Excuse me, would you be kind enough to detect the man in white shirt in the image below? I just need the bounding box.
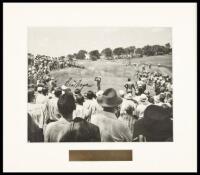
[45,87,62,124]
[83,90,99,122]
[35,87,48,104]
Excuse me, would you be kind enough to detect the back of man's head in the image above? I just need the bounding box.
[57,92,76,117]
[87,90,94,100]
[42,87,48,96]
[54,87,62,98]
[76,94,85,105]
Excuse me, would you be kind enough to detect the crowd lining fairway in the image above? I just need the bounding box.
[50,55,172,94]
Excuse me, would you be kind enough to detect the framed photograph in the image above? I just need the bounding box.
[3,2,197,172]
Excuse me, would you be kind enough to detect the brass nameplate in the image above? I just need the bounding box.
[69,150,132,161]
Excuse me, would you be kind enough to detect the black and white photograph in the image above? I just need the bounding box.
[28,27,173,142]
[4,2,197,172]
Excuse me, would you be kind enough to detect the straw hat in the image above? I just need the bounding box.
[140,94,148,102]
[37,87,43,92]
[118,90,125,98]
[124,93,133,100]
[96,90,104,97]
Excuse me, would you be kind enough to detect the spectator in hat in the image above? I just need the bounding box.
[44,92,101,142]
[133,105,173,142]
[135,94,151,119]
[91,88,132,142]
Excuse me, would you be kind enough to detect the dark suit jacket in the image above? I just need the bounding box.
[44,117,101,142]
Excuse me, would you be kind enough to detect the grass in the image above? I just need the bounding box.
[50,55,172,94]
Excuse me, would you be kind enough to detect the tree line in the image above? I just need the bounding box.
[68,43,172,61]
[28,43,172,62]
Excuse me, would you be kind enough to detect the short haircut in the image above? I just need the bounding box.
[54,88,62,98]
[86,90,94,99]
[42,87,48,95]
[74,88,81,95]
[159,93,166,102]
[57,92,76,116]
[76,94,85,105]
[148,96,154,104]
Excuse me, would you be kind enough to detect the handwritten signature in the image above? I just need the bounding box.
[65,78,93,89]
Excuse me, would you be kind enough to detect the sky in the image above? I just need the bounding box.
[28,27,172,57]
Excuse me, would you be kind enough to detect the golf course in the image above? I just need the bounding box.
[50,55,172,94]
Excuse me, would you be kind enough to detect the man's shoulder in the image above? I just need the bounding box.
[113,118,127,128]
[91,111,109,123]
[92,111,106,118]
[28,103,44,112]
[48,97,58,105]
[46,120,69,132]
[87,121,100,131]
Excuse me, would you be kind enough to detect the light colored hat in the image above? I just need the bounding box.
[140,94,148,102]
[37,87,43,92]
[144,90,150,95]
[118,90,125,97]
[96,90,104,97]
[124,93,133,100]
[61,85,67,90]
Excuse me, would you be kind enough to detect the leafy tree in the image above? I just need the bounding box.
[142,45,155,56]
[165,43,171,49]
[124,46,136,56]
[76,50,87,60]
[165,43,172,54]
[135,48,143,56]
[89,50,100,61]
[113,47,125,59]
[67,54,74,61]
[101,48,112,58]
[28,53,34,65]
